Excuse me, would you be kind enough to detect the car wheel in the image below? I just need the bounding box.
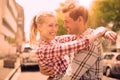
[21,65,25,72]
[106,68,111,77]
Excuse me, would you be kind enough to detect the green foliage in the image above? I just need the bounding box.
[5,36,17,44]
[112,12,120,31]
[88,0,120,31]
[56,8,67,36]
[57,18,67,36]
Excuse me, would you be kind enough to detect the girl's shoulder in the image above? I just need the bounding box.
[55,34,76,40]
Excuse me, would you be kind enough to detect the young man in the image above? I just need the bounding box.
[39,3,117,80]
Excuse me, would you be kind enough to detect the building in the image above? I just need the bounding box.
[16,3,25,52]
[0,0,24,57]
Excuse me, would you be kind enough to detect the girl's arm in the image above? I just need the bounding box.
[37,37,89,59]
[103,31,117,42]
[36,27,107,59]
[55,35,77,43]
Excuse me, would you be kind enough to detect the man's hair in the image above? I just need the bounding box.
[62,3,88,23]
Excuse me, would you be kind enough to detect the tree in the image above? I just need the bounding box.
[88,0,120,31]
[56,8,67,36]
[112,12,120,32]
[55,1,70,36]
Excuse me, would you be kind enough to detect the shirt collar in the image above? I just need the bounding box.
[81,28,93,35]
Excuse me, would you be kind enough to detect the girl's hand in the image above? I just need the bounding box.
[39,65,55,76]
[94,27,107,37]
[104,31,117,42]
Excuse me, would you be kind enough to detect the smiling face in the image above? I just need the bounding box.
[38,16,58,41]
[63,12,79,34]
[63,12,86,36]
[62,5,88,36]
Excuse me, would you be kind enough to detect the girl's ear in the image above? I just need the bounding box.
[37,24,42,31]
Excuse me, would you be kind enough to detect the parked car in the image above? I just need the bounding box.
[103,51,120,77]
[20,47,38,71]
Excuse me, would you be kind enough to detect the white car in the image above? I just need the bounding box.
[20,47,38,71]
[103,50,120,77]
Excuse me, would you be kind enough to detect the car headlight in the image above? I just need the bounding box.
[23,57,29,62]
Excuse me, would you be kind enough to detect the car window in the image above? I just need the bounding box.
[116,55,120,61]
[104,54,114,60]
[111,49,117,52]
[23,47,32,53]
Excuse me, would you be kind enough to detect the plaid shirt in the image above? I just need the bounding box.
[36,35,89,76]
[61,29,103,80]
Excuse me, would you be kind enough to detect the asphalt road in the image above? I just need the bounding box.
[11,67,120,80]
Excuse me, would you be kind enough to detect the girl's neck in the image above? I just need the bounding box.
[39,37,51,43]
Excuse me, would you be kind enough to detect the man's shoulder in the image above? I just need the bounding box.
[92,38,101,45]
[82,28,94,35]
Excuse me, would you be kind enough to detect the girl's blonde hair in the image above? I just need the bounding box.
[30,11,55,44]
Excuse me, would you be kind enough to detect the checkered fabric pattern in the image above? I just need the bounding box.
[61,29,103,80]
[36,35,89,76]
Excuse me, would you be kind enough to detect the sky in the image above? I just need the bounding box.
[16,0,93,41]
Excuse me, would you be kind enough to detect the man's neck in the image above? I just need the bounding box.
[76,26,87,37]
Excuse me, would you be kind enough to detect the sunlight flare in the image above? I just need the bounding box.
[79,0,93,9]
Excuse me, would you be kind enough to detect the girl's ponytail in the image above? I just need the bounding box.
[30,16,38,44]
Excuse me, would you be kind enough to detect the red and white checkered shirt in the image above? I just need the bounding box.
[35,35,89,76]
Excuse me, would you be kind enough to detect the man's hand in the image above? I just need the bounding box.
[104,31,117,42]
[39,65,55,76]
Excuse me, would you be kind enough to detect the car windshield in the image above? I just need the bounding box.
[111,48,120,52]
[104,54,114,60]
[116,55,120,61]
[23,47,32,53]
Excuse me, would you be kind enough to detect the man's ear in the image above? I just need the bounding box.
[78,16,83,23]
